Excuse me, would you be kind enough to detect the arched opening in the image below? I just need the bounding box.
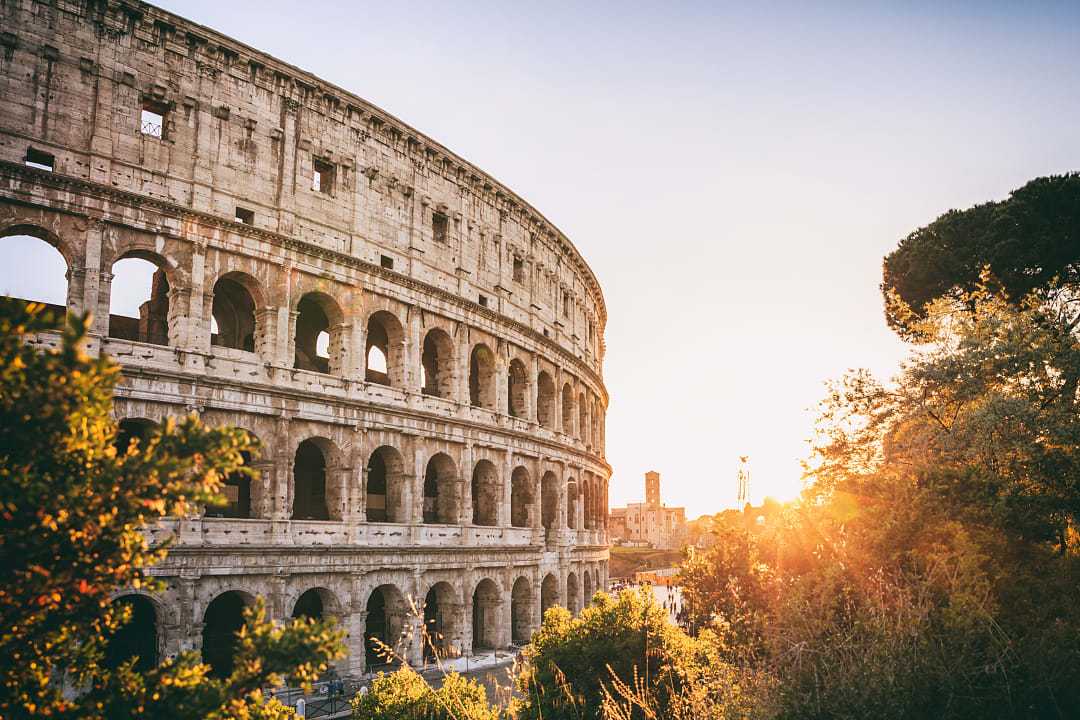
[511,577,533,646]
[541,573,559,615]
[423,582,462,662]
[541,471,559,532]
[292,587,335,621]
[421,328,455,398]
[578,392,589,444]
[109,253,171,346]
[507,359,528,418]
[423,453,459,524]
[205,449,252,519]
[365,585,405,669]
[211,273,258,352]
[202,591,252,678]
[365,311,404,386]
[583,571,594,606]
[567,572,580,615]
[104,595,157,672]
[510,466,532,528]
[115,418,157,455]
[566,479,578,530]
[471,578,500,652]
[294,293,340,375]
[561,383,574,434]
[0,232,68,314]
[536,371,555,428]
[471,459,499,527]
[292,439,329,521]
[468,343,497,409]
[367,445,405,523]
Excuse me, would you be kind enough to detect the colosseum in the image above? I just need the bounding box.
[0,0,610,678]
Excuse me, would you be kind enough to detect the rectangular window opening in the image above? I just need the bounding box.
[235,207,254,225]
[513,257,525,283]
[25,147,54,171]
[140,100,168,139]
[563,291,572,317]
[380,255,394,270]
[432,212,448,243]
[478,294,488,308]
[313,158,335,194]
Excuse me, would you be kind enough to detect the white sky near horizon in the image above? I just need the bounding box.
[4,0,1079,517]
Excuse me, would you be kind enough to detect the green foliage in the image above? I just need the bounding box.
[0,300,345,718]
[513,589,758,720]
[351,668,499,720]
[881,172,1080,338]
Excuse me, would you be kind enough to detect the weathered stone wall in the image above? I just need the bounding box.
[0,0,609,676]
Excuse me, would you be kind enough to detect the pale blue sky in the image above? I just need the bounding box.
[6,1,1080,514]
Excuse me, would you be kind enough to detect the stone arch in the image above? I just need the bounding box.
[471,459,500,526]
[114,417,158,454]
[541,573,559,615]
[471,578,501,652]
[292,437,336,521]
[421,327,456,398]
[567,571,580,615]
[0,221,78,276]
[468,343,497,409]
[561,382,575,435]
[293,291,343,375]
[210,271,262,353]
[109,250,173,346]
[541,471,559,531]
[104,593,159,672]
[0,228,70,312]
[205,434,256,519]
[365,309,405,387]
[367,445,406,522]
[511,576,534,646]
[423,581,464,661]
[507,358,528,418]
[536,370,556,428]
[365,584,407,669]
[510,466,533,528]
[423,452,459,524]
[202,590,256,678]
[291,586,342,621]
[566,477,578,530]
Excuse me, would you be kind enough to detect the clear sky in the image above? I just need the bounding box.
[6,1,1080,515]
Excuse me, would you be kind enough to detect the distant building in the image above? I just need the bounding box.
[609,471,687,549]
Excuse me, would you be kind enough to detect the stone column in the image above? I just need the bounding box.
[269,575,289,621]
[284,309,300,370]
[462,589,474,655]
[93,271,113,340]
[460,444,474,526]
[526,352,538,422]
[406,308,422,393]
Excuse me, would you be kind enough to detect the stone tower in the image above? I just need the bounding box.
[645,470,661,509]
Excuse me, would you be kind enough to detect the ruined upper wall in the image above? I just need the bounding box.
[0,0,606,369]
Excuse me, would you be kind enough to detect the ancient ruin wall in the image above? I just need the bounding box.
[0,0,610,675]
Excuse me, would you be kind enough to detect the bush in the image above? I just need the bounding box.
[352,668,499,720]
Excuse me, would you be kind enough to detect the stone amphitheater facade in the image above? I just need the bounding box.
[0,0,610,677]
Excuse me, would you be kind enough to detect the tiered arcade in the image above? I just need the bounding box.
[0,0,609,676]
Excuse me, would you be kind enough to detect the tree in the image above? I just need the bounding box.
[351,668,499,720]
[513,589,759,720]
[0,300,345,719]
[882,172,1080,338]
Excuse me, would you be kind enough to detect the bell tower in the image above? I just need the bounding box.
[645,470,661,509]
